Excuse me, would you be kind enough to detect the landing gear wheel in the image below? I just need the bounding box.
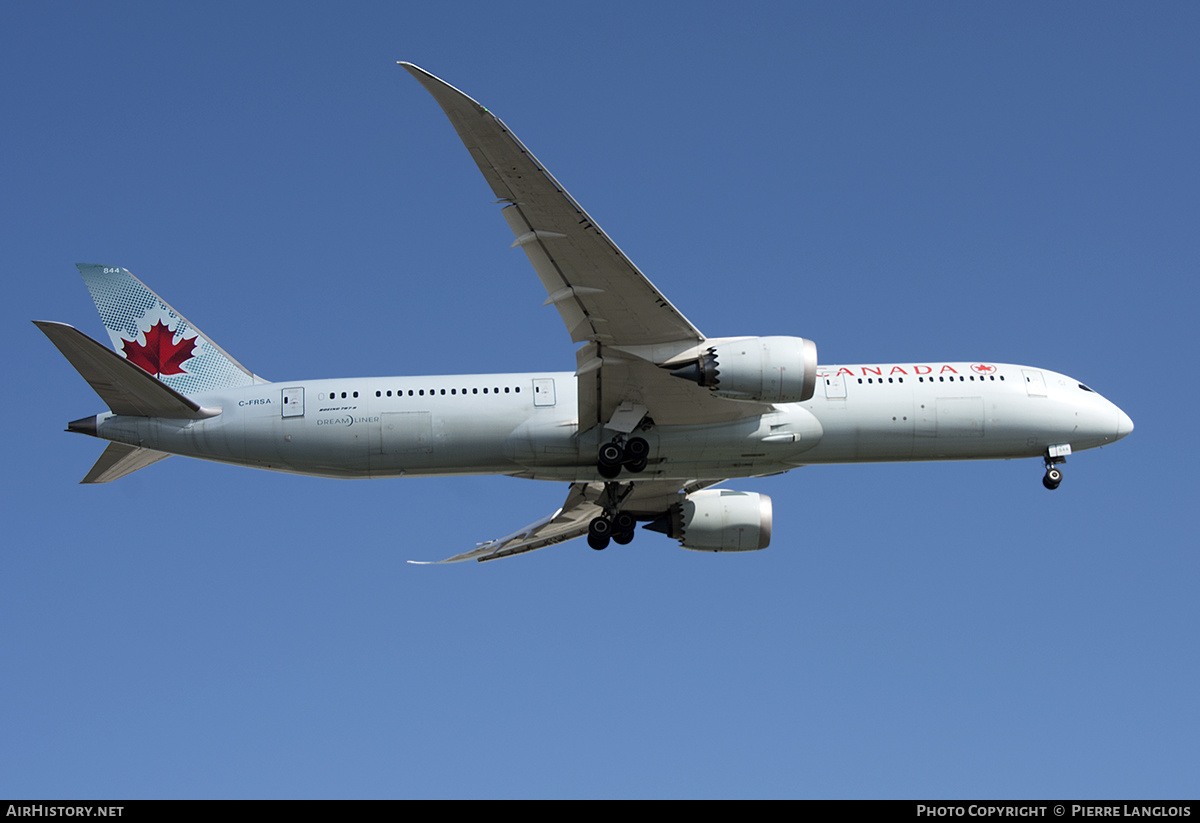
[1043,467,1062,490]
[598,442,624,467]
[610,513,636,544]
[623,437,649,461]
[598,462,622,479]
[598,441,625,478]
[624,457,648,474]
[588,516,613,550]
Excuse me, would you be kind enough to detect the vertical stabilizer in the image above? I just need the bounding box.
[77,264,267,396]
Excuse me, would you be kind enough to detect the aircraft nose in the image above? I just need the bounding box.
[1116,407,1134,441]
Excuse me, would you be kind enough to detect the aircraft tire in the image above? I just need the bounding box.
[612,512,636,532]
[598,442,624,467]
[589,516,612,539]
[598,462,622,479]
[624,437,649,461]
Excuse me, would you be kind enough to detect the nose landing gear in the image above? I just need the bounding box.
[1042,444,1070,490]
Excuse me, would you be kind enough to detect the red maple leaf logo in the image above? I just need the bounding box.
[121,321,197,376]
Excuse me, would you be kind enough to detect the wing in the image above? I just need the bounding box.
[400,63,703,348]
[401,64,771,430]
[409,480,714,564]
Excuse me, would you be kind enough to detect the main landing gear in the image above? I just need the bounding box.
[587,483,639,551]
[597,435,650,479]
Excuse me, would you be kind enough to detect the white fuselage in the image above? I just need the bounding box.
[87,361,1132,483]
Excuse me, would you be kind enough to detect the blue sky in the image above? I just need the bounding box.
[3,2,1197,799]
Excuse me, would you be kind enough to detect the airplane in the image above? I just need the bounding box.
[35,63,1134,563]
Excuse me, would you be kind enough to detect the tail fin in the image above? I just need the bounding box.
[77,264,267,396]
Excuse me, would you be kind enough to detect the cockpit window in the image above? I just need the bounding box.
[1078,383,1094,392]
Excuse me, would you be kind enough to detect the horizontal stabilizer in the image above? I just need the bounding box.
[81,442,171,484]
[34,321,217,419]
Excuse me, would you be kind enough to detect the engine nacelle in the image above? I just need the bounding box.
[648,489,773,552]
[668,336,818,403]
